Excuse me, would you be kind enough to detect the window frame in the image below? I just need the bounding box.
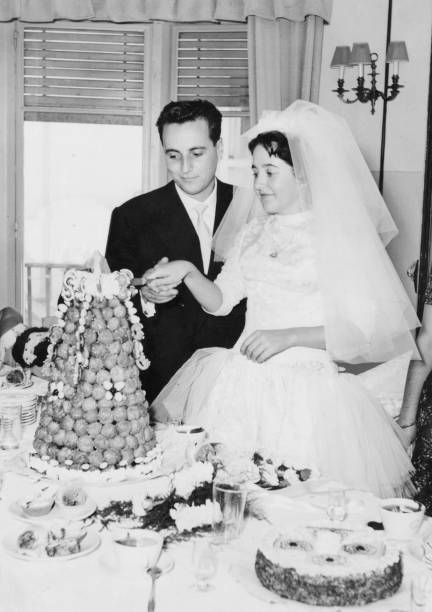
[13,20,251,316]
[170,22,249,118]
[15,20,155,315]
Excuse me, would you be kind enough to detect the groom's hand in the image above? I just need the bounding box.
[140,285,178,303]
[140,258,178,304]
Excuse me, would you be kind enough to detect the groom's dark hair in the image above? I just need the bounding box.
[156,99,222,145]
[248,131,293,167]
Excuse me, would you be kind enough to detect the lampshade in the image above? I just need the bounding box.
[330,46,351,68]
[386,41,409,62]
[350,43,371,65]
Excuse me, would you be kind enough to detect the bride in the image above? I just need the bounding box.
[148,101,419,498]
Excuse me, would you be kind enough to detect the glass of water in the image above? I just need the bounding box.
[0,404,22,450]
[411,572,432,611]
[212,481,247,544]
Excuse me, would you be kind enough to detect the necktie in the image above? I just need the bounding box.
[195,204,211,273]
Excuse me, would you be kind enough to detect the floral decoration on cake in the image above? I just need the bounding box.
[253,453,313,489]
[93,455,217,542]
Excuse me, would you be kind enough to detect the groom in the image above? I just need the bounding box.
[105,100,246,403]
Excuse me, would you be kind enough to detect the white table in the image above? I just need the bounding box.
[0,470,427,612]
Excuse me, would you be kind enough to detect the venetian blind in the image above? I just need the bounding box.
[176,29,249,112]
[23,27,145,125]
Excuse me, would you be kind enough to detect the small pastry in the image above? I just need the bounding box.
[19,486,57,517]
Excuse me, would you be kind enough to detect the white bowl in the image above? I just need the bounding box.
[55,485,88,517]
[18,486,57,518]
[19,497,54,518]
[380,497,425,539]
[110,528,163,570]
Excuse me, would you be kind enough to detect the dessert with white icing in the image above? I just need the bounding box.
[255,527,402,606]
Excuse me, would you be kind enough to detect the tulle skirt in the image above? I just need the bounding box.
[152,346,413,498]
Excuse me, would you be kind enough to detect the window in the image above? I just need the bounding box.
[17,22,250,324]
[175,28,248,110]
[21,25,148,324]
[173,25,250,184]
[23,26,145,125]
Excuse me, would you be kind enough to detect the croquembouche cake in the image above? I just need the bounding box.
[31,264,159,482]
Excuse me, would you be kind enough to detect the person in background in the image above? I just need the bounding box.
[105,100,245,403]
[399,278,432,513]
[0,305,50,381]
[0,307,26,369]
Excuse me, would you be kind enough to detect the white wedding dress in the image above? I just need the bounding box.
[153,211,413,497]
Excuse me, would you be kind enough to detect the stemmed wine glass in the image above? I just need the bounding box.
[326,490,348,523]
[191,538,218,591]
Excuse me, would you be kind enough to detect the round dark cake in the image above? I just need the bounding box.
[255,529,402,606]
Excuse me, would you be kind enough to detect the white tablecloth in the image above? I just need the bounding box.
[0,469,428,612]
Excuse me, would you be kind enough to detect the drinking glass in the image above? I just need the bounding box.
[212,481,247,544]
[326,490,347,522]
[411,573,432,611]
[191,539,218,591]
[0,404,22,450]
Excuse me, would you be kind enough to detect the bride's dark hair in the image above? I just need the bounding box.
[248,130,293,167]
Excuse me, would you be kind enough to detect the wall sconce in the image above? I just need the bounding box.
[330,41,409,114]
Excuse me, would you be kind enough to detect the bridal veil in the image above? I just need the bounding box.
[213,100,419,363]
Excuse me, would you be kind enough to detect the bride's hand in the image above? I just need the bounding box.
[240,330,294,363]
[145,260,195,291]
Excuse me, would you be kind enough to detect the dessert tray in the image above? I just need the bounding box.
[28,446,164,487]
[9,496,97,524]
[3,524,101,562]
[9,482,97,524]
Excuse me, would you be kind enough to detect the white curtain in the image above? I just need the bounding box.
[248,14,325,123]
[0,0,332,23]
[0,22,18,309]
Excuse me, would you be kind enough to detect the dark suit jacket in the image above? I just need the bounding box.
[105,179,246,402]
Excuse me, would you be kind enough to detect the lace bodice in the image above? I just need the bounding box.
[213,212,325,340]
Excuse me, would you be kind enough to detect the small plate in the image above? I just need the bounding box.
[3,528,101,562]
[2,380,34,390]
[9,497,97,523]
[99,550,174,577]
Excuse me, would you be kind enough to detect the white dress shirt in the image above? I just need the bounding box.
[175,182,217,273]
[140,181,217,312]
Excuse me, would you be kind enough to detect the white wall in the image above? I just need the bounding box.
[319,0,431,304]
